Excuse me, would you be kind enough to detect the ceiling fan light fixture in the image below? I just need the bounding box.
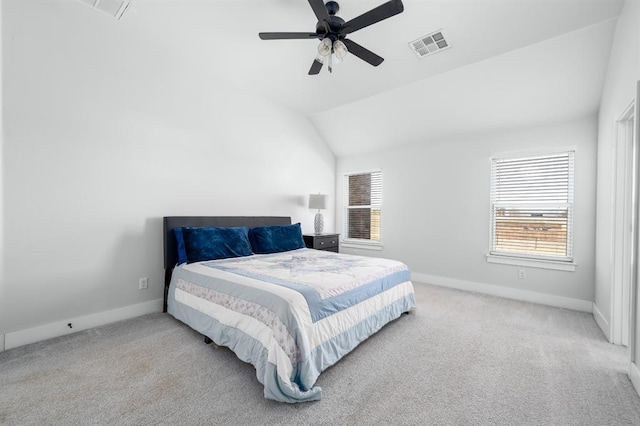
[318,38,333,57]
[333,40,348,60]
[316,39,348,70]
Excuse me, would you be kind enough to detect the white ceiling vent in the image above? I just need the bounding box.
[409,30,450,59]
[78,0,131,20]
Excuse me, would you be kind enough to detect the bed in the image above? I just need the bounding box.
[163,216,416,403]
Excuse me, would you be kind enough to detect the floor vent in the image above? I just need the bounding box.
[409,30,450,59]
[78,0,131,20]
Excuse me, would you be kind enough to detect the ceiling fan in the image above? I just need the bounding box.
[258,0,405,75]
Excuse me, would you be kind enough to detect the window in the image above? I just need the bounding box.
[343,170,382,246]
[489,150,574,263]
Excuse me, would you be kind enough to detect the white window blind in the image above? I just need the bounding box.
[490,151,574,261]
[344,171,382,242]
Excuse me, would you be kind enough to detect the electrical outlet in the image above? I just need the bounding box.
[139,277,148,290]
[518,269,526,279]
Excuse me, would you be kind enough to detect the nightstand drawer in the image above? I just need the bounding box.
[312,235,338,249]
[303,234,340,253]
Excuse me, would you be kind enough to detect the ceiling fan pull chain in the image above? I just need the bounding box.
[328,48,333,73]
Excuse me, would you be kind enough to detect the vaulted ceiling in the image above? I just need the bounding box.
[100,0,625,155]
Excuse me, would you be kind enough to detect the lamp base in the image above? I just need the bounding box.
[314,212,324,234]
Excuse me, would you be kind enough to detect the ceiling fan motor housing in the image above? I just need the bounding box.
[316,2,345,40]
[326,1,340,15]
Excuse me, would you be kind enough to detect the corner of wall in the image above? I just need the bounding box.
[0,334,5,352]
[592,302,611,342]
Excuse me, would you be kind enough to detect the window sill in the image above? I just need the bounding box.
[341,240,383,251]
[486,254,576,271]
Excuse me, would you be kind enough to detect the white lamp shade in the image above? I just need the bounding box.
[309,194,327,210]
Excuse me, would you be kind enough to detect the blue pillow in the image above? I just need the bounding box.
[174,228,187,265]
[176,226,252,264]
[249,223,305,254]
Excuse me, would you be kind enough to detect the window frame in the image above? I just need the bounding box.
[342,169,383,250]
[487,148,577,271]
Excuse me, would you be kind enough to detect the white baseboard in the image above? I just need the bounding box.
[3,299,163,352]
[411,272,593,313]
[631,362,640,398]
[592,302,611,342]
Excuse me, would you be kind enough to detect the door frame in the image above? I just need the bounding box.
[611,100,636,346]
[630,81,640,395]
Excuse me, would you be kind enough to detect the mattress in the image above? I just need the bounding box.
[167,247,416,403]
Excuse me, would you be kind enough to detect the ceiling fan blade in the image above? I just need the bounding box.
[308,0,330,22]
[259,32,319,40]
[309,59,324,75]
[343,39,384,66]
[340,0,404,35]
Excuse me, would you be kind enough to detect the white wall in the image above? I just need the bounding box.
[0,0,335,336]
[337,117,597,304]
[594,0,640,330]
[0,0,4,351]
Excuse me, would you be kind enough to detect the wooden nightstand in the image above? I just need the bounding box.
[303,233,339,253]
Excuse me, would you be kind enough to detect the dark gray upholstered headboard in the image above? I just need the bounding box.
[162,216,292,311]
